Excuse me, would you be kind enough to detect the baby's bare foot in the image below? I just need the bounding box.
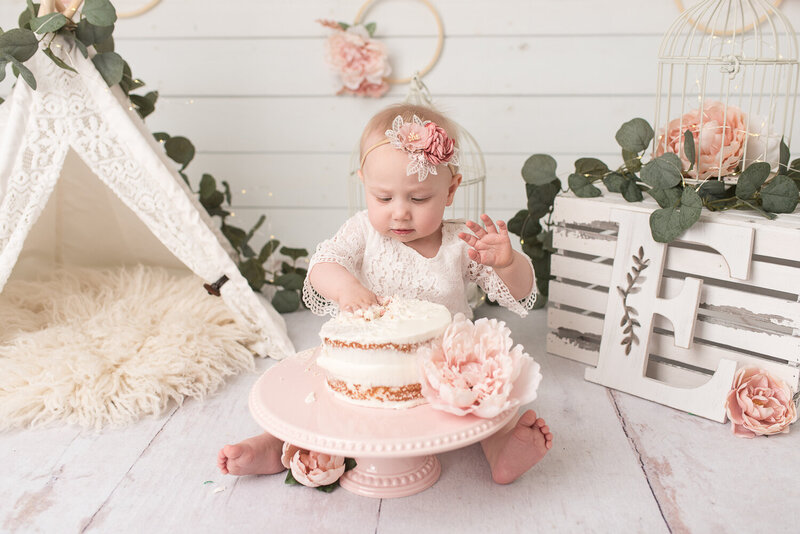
[487,410,553,485]
[217,433,285,476]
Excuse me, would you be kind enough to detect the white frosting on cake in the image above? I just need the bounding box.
[316,298,451,408]
[319,298,452,346]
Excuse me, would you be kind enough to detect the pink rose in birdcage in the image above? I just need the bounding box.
[281,442,346,487]
[655,100,747,180]
[725,367,798,438]
[419,314,542,419]
[320,20,391,98]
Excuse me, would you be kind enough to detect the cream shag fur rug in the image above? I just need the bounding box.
[0,266,257,430]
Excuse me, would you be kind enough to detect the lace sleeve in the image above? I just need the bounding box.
[301,213,367,316]
[468,254,537,317]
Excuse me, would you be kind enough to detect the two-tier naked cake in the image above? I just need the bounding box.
[316,297,451,408]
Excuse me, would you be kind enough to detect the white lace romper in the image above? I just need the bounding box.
[301,211,537,318]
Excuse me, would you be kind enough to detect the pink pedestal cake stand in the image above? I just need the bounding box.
[249,348,516,498]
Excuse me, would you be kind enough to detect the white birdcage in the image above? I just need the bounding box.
[654,0,799,183]
[347,74,486,221]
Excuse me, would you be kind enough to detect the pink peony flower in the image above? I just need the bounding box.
[422,122,456,166]
[419,313,542,418]
[396,122,432,151]
[654,100,747,180]
[323,24,391,98]
[281,442,346,487]
[725,367,798,438]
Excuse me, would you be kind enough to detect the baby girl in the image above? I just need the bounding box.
[218,103,553,484]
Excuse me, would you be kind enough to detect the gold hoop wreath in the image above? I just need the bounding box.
[117,0,162,19]
[354,0,445,85]
[673,0,784,36]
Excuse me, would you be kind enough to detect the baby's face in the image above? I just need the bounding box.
[360,135,460,249]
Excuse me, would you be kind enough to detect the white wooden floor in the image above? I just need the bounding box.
[2,305,799,534]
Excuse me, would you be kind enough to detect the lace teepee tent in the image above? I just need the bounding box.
[0,36,295,360]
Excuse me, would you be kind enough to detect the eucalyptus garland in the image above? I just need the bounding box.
[508,116,800,305]
[0,0,308,313]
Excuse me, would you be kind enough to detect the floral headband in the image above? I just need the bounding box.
[360,115,460,181]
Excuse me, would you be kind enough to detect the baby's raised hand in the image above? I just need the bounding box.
[459,214,514,269]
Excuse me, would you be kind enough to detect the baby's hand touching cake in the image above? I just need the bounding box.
[338,283,380,313]
[459,214,514,269]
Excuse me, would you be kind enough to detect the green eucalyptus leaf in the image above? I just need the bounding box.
[525,179,560,219]
[679,186,702,229]
[163,136,195,170]
[272,289,301,313]
[345,458,357,471]
[247,215,266,241]
[316,482,339,493]
[760,175,799,213]
[129,91,157,118]
[280,246,308,261]
[647,186,682,208]
[0,61,6,83]
[74,38,88,58]
[620,178,644,202]
[206,207,230,218]
[0,28,38,62]
[574,157,608,178]
[622,149,642,172]
[92,51,124,86]
[94,35,114,53]
[76,19,114,46]
[683,130,696,171]
[506,209,528,236]
[337,22,350,30]
[7,55,36,89]
[779,138,790,174]
[649,206,682,243]
[258,239,280,263]
[222,181,231,204]
[788,158,800,179]
[222,223,247,249]
[239,258,266,290]
[275,272,305,291]
[82,0,118,26]
[364,22,376,36]
[30,12,68,34]
[521,154,558,185]
[43,46,77,73]
[603,172,624,193]
[199,173,217,200]
[568,173,602,198]
[19,2,39,30]
[153,131,170,143]
[735,161,771,200]
[200,191,224,211]
[615,118,654,153]
[640,153,682,189]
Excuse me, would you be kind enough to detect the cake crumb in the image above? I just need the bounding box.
[305,392,316,404]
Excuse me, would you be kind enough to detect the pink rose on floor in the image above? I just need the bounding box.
[422,122,456,166]
[281,442,346,487]
[725,367,798,438]
[419,313,542,418]
[323,23,391,98]
[654,100,747,180]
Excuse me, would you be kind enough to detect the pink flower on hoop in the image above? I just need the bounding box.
[419,313,542,418]
[385,115,460,181]
[725,367,798,438]
[318,20,391,98]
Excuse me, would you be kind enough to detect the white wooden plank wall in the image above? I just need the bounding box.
[2,0,800,252]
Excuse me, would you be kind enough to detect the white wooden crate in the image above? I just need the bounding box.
[547,193,800,421]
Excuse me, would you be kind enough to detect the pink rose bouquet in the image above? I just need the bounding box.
[281,442,346,489]
[725,367,798,438]
[654,100,747,180]
[319,20,391,98]
[419,313,542,419]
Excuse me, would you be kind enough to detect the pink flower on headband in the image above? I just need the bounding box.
[386,115,460,181]
[319,20,391,98]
